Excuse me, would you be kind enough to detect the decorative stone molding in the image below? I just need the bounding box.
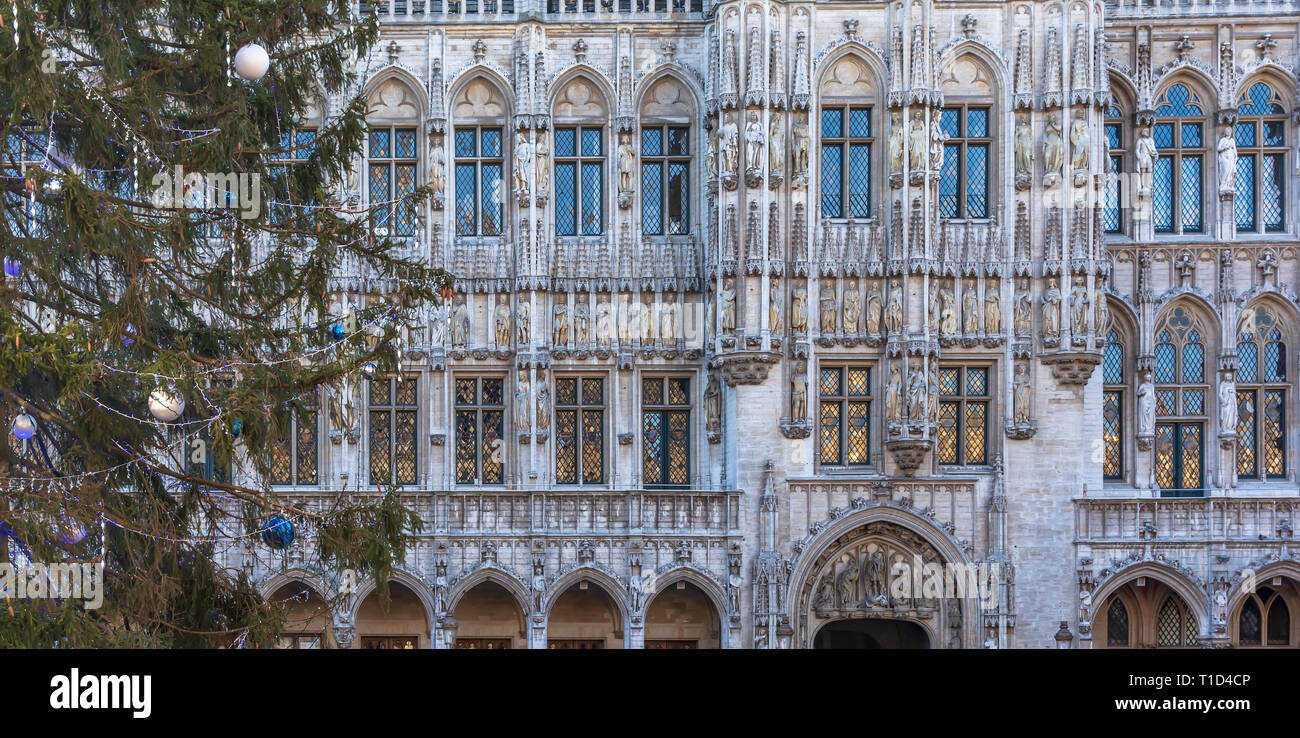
[1041,351,1101,385]
[886,439,932,477]
[779,418,812,439]
[1005,421,1037,440]
[713,351,781,386]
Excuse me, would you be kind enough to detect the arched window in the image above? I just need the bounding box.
[818,55,876,220]
[1155,595,1197,647]
[1103,105,1125,234]
[552,77,609,237]
[1235,306,1287,481]
[1103,328,1124,479]
[367,77,423,240]
[1106,598,1130,647]
[1234,82,1286,233]
[639,77,695,235]
[1153,306,1206,495]
[1238,585,1291,647]
[1153,84,1205,234]
[937,55,994,219]
[451,77,509,236]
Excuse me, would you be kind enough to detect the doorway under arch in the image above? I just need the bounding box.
[451,580,527,649]
[355,581,430,649]
[813,619,931,649]
[644,581,721,648]
[547,582,623,649]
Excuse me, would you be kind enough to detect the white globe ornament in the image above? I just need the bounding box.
[148,388,186,422]
[233,43,270,81]
[11,413,36,440]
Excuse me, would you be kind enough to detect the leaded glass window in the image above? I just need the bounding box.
[4,129,48,238]
[1156,596,1198,647]
[453,125,504,236]
[817,365,872,468]
[271,403,319,486]
[454,376,504,485]
[1152,84,1204,234]
[268,128,318,226]
[369,127,419,238]
[1106,598,1130,647]
[1104,106,1124,234]
[642,376,690,488]
[1153,307,1206,495]
[555,376,605,485]
[938,106,990,219]
[1103,330,1125,480]
[820,106,873,219]
[370,375,419,486]
[555,126,604,236]
[1236,306,1287,480]
[1234,82,1286,233]
[1233,585,1289,647]
[936,366,989,466]
[641,125,690,235]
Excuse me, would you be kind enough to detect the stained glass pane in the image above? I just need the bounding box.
[455,129,475,157]
[642,127,663,157]
[820,368,842,397]
[581,128,602,157]
[668,127,689,155]
[395,410,417,484]
[1105,123,1121,150]
[582,378,603,404]
[1263,120,1284,147]
[939,109,959,138]
[556,409,577,483]
[819,402,841,465]
[1104,332,1124,384]
[965,368,988,396]
[1239,599,1262,645]
[555,162,577,235]
[1179,424,1201,490]
[847,368,870,396]
[667,411,689,485]
[1265,338,1285,381]
[1104,155,1122,232]
[1264,389,1285,477]
[1182,339,1204,383]
[642,162,664,234]
[555,128,577,157]
[481,128,502,157]
[370,129,391,158]
[668,377,690,405]
[481,410,503,484]
[1239,82,1282,116]
[643,412,663,484]
[1157,597,1183,647]
[271,436,292,484]
[1180,155,1202,232]
[582,409,604,484]
[1153,123,1174,148]
[1237,389,1257,477]
[1153,157,1174,231]
[1183,389,1203,415]
[482,163,502,235]
[371,378,393,406]
[1266,598,1290,645]
[556,378,578,405]
[1154,341,1176,383]
[297,414,318,485]
[643,377,663,405]
[1180,122,1201,147]
[581,162,603,235]
[369,164,391,233]
[481,378,503,405]
[967,109,989,138]
[1235,121,1256,148]
[1156,389,1176,416]
[939,368,959,396]
[1107,599,1130,646]
[939,145,959,218]
[849,109,871,138]
[821,145,843,218]
[1103,390,1122,479]
[667,163,689,235]
[847,401,870,465]
[370,410,391,483]
[847,144,870,218]
[1263,153,1284,231]
[821,108,843,139]
[394,164,416,235]
[965,402,987,464]
[394,129,417,158]
[455,378,476,405]
[1155,425,1176,489]
[1235,154,1256,230]
[1238,339,1259,382]
[937,402,958,464]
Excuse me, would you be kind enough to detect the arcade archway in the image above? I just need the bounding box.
[813,619,931,649]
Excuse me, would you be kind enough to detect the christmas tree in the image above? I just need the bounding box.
[0,0,448,647]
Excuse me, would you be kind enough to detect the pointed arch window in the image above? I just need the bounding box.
[1237,585,1291,647]
[1234,82,1286,233]
[369,127,419,238]
[1153,84,1205,234]
[1103,328,1124,480]
[1155,595,1198,647]
[454,125,505,236]
[1103,105,1124,234]
[1106,598,1130,647]
[939,106,990,219]
[1153,307,1206,496]
[1235,306,1287,480]
[820,106,873,219]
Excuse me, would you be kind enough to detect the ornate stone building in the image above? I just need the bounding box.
[233,0,1300,648]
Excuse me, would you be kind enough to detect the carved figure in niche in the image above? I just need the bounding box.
[963,282,980,334]
[928,364,940,422]
[1095,292,1109,334]
[1135,126,1156,174]
[535,382,551,431]
[769,284,782,333]
[791,360,808,421]
[1043,113,1064,176]
[865,549,887,606]
[791,112,810,176]
[885,362,902,422]
[452,298,469,347]
[719,114,740,173]
[660,299,678,344]
[535,136,550,195]
[820,280,838,333]
[864,282,882,334]
[720,278,737,333]
[595,297,612,347]
[1069,277,1089,334]
[930,118,947,170]
[1042,278,1062,338]
[769,116,785,175]
[705,373,721,431]
[574,301,590,345]
[1217,125,1238,193]
[1014,280,1032,335]
[1218,371,1237,435]
[494,303,511,346]
[1137,372,1156,437]
[617,133,635,194]
[429,135,446,201]
[514,132,533,195]
[515,377,531,432]
[885,281,904,334]
[745,112,765,171]
[706,124,718,176]
[791,283,808,333]
[836,554,859,608]
[908,111,926,170]
[985,283,1001,335]
[842,280,861,333]
[1070,109,1089,171]
[1013,362,1032,423]
[641,296,656,344]
[1014,114,1033,178]
[552,302,569,345]
[906,362,928,421]
[888,112,904,172]
[939,283,957,335]
[516,301,530,344]
[618,295,633,345]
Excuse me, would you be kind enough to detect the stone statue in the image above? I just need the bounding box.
[885,281,904,334]
[888,112,904,172]
[574,301,590,345]
[928,365,940,422]
[516,301,530,344]
[1014,114,1033,178]
[429,135,446,200]
[618,296,633,345]
[595,298,612,347]
[494,303,511,346]
[962,282,980,335]
[719,114,739,174]
[985,285,1001,335]
[452,299,469,347]
[535,382,551,431]
[820,281,837,333]
[1069,277,1090,334]
[641,297,656,344]
[745,111,764,171]
[720,278,736,333]
[908,111,926,170]
[1137,372,1156,437]
[885,363,902,422]
[864,282,882,334]
[836,555,859,607]
[791,360,808,421]
[515,377,531,432]
[430,305,447,346]
[535,136,550,194]
[706,124,718,176]
[1014,281,1032,335]
[906,363,927,421]
[791,283,808,333]
[1095,292,1109,335]
[1069,110,1089,171]
[704,374,721,433]
[768,116,785,175]
[930,119,947,170]
[1217,125,1238,193]
[552,302,569,345]
[1219,371,1237,434]
[617,133,635,194]
[791,112,810,176]
[660,300,678,344]
[1042,278,1062,338]
[514,131,533,195]
[1135,126,1156,174]
[769,284,782,333]
[866,550,887,605]
[842,281,861,333]
[1013,362,1032,424]
[939,284,957,335]
[1043,113,1064,176]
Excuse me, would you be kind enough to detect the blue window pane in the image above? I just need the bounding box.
[481,128,502,157]
[1238,339,1259,382]
[455,129,476,157]
[481,163,503,236]
[1180,155,1202,232]
[1104,155,1122,232]
[370,130,391,158]
[940,109,960,138]
[1156,84,1202,117]
[369,164,390,234]
[1153,123,1174,149]
[1183,338,1204,383]
[581,128,602,157]
[1180,122,1201,148]
[555,128,577,157]
[1105,123,1121,151]
[821,145,843,218]
[667,162,689,235]
[821,109,843,138]
[1239,82,1283,116]
[555,162,577,235]
[1104,332,1124,384]
[1263,153,1284,231]
[668,127,689,156]
[580,161,603,234]
[939,144,959,218]
[966,144,988,218]
[1266,339,1286,382]
[455,163,477,235]
[1235,154,1256,230]
[848,144,870,218]
[849,109,871,138]
[394,163,416,235]
[1155,341,1176,383]
[642,161,663,235]
[394,129,417,158]
[1236,122,1256,148]
[642,127,663,157]
[1153,157,1174,231]
[967,109,989,138]
[1263,121,1284,147]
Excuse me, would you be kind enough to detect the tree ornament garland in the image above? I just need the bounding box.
[261,515,294,549]
[147,387,186,422]
[233,43,270,81]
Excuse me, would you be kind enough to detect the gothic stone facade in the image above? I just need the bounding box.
[228,0,1300,649]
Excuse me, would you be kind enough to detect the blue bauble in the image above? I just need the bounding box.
[11,413,36,440]
[329,322,346,341]
[261,515,294,549]
[231,419,244,437]
[3,256,19,277]
[361,361,377,378]
[122,323,136,347]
